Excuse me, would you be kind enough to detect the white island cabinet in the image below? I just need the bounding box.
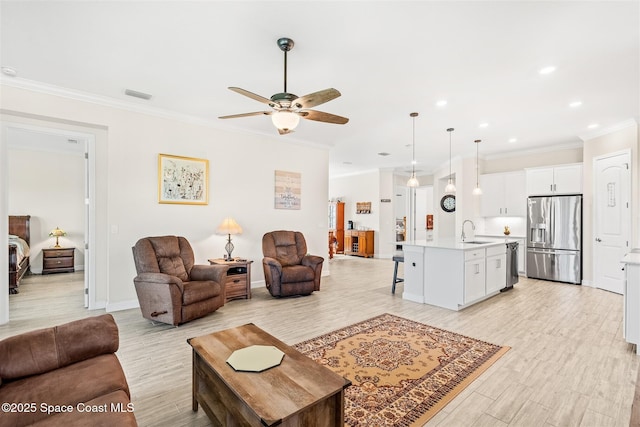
[403,238,513,311]
[622,251,640,354]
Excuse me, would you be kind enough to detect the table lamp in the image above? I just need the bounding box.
[216,217,243,260]
[49,227,66,248]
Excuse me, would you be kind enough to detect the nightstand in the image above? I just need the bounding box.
[42,247,75,274]
[208,258,253,302]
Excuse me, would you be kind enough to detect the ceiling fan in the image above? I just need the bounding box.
[219,37,349,135]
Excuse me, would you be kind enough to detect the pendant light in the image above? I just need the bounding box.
[472,139,483,196]
[444,128,456,193]
[407,112,420,187]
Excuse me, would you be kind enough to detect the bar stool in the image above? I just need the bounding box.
[392,252,404,294]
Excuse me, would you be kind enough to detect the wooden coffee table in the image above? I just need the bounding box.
[188,323,351,426]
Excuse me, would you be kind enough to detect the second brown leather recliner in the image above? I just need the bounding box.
[262,230,324,297]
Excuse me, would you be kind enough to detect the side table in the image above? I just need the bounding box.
[42,247,75,274]
[208,258,253,302]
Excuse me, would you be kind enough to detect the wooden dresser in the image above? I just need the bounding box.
[344,230,374,258]
[42,247,75,274]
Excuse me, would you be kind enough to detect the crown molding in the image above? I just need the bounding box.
[0,77,333,151]
[578,118,638,141]
[482,141,584,161]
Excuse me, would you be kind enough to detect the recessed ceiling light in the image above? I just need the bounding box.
[411,159,417,165]
[508,138,518,143]
[436,100,447,107]
[479,122,489,128]
[588,123,599,129]
[539,66,556,75]
[569,101,583,108]
[1,66,17,77]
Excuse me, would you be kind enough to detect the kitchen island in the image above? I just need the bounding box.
[402,238,518,311]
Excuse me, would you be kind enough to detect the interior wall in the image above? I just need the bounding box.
[1,84,330,312]
[8,149,85,273]
[329,170,381,256]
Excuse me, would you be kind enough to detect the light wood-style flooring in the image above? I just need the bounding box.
[1,255,638,427]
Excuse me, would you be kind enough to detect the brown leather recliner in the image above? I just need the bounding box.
[132,236,228,326]
[262,230,324,297]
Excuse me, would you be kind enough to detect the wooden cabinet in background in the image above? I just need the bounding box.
[328,201,345,258]
[344,230,374,258]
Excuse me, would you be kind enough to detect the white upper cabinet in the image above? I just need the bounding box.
[526,164,582,196]
[479,171,526,217]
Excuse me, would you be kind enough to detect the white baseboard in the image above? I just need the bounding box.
[582,280,595,287]
[106,299,139,312]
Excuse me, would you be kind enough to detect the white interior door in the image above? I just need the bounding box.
[594,151,631,294]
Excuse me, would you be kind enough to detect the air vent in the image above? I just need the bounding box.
[124,89,152,100]
[67,139,78,144]
[378,152,391,156]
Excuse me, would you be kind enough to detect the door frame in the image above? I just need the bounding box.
[592,149,632,292]
[0,121,97,318]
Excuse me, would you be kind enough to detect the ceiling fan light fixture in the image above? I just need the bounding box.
[271,110,300,131]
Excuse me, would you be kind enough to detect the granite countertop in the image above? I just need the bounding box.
[403,237,519,251]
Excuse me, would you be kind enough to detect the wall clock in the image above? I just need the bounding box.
[440,194,456,212]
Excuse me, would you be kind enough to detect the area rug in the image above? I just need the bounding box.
[293,313,510,426]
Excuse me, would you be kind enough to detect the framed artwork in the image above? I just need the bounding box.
[158,153,209,205]
[274,170,301,210]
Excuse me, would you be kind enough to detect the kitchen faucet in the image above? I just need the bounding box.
[461,220,475,241]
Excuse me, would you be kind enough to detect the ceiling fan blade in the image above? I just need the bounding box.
[228,87,275,106]
[292,88,341,109]
[218,111,272,119]
[298,110,349,125]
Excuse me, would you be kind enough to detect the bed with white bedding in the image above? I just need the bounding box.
[9,215,31,294]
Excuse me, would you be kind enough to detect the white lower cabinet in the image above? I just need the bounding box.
[486,245,507,294]
[403,241,513,311]
[464,249,486,303]
[622,252,640,354]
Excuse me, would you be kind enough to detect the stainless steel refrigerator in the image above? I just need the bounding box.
[526,195,582,284]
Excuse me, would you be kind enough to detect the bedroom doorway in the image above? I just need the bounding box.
[2,121,96,316]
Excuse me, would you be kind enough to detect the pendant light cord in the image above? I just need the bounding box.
[412,115,416,174]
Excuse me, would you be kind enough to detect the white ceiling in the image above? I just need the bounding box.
[1,1,638,177]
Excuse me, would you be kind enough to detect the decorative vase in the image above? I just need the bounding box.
[503,226,511,236]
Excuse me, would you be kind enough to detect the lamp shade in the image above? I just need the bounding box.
[216,217,243,235]
[271,111,300,131]
[49,227,66,237]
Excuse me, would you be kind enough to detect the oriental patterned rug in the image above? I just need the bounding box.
[293,313,509,426]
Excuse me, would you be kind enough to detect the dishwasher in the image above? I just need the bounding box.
[501,241,519,292]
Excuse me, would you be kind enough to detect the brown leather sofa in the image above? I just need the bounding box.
[0,314,137,427]
[132,236,229,326]
[262,230,324,297]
